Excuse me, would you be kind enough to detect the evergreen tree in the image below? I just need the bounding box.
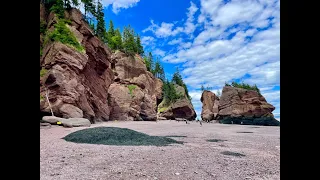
[206,86,212,91]
[136,35,144,55]
[81,0,95,18]
[172,68,191,101]
[108,20,115,37]
[107,20,116,49]
[122,26,129,52]
[112,28,123,50]
[163,80,179,105]
[154,60,161,78]
[122,25,136,54]
[201,85,205,91]
[216,90,221,98]
[172,68,184,87]
[96,0,107,42]
[63,0,72,8]
[148,52,154,71]
[143,52,154,73]
[50,0,65,18]
[159,66,165,82]
[71,0,79,6]
[132,30,138,53]
[89,22,95,33]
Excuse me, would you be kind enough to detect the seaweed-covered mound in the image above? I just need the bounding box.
[63,127,183,146]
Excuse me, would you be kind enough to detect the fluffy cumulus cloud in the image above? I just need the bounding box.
[184,1,199,34]
[153,48,166,57]
[143,0,280,120]
[168,38,183,45]
[101,0,140,14]
[142,20,184,38]
[143,1,199,38]
[141,36,156,46]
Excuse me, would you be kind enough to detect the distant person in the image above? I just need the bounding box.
[197,119,202,126]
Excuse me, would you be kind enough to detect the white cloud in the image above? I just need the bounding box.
[184,1,199,34]
[186,2,199,23]
[193,26,225,45]
[168,38,183,45]
[213,1,263,27]
[179,42,192,49]
[157,23,182,37]
[262,90,280,103]
[246,61,280,86]
[143,21,183,38]
[143,0,280,119]
[141,36,155,46]
[143,1,199,38]
[153,48,166,57]
[245,29,257,36]
[101,0,140,14]
[198,0,222,22]
[189,88,223,119]
[189,91,203,118]
[198,0,280,29]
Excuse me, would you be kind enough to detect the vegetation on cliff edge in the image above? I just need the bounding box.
[46,20,85,52]
[127,85,137,98]
[225,81,261,95]
[160,68,192,108]
[40,68,48,77]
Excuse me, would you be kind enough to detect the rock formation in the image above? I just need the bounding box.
[40,8,114,123]
[39,4,199,123]
[107,51,162,121]
[158,84,196,120]
[39,6,163,122]
[215,86,279,126]
[200,90,219,122]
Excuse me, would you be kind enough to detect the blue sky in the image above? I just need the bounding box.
[78,0,280,120]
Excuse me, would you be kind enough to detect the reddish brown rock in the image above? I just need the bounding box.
[59,104,83,118]
[40,8,113,122]
[108,51,161,121]
[155,78,163,101]
[40,3,46,21]
[200,90,219,122]
[160,99,196,120]
[158,84,196,120]
[40,7,162,122]
[107,83,143,121]
[217,86,275,119]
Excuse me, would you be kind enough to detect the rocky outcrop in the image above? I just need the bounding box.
[216,86,279,126]
[200,90,219,122]
[40,8,114,122]
[107,51,162,121]
[42,116,91,127]
[158,84,196,120]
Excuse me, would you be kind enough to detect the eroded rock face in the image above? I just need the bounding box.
[216,86,279,125]
[200,90,219,121]
[218,86,275,118]
[40,8,113,122]
[158,85,196,120]
[40,6,164,122]
[107,83,143,121]
[107,51,162,121]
